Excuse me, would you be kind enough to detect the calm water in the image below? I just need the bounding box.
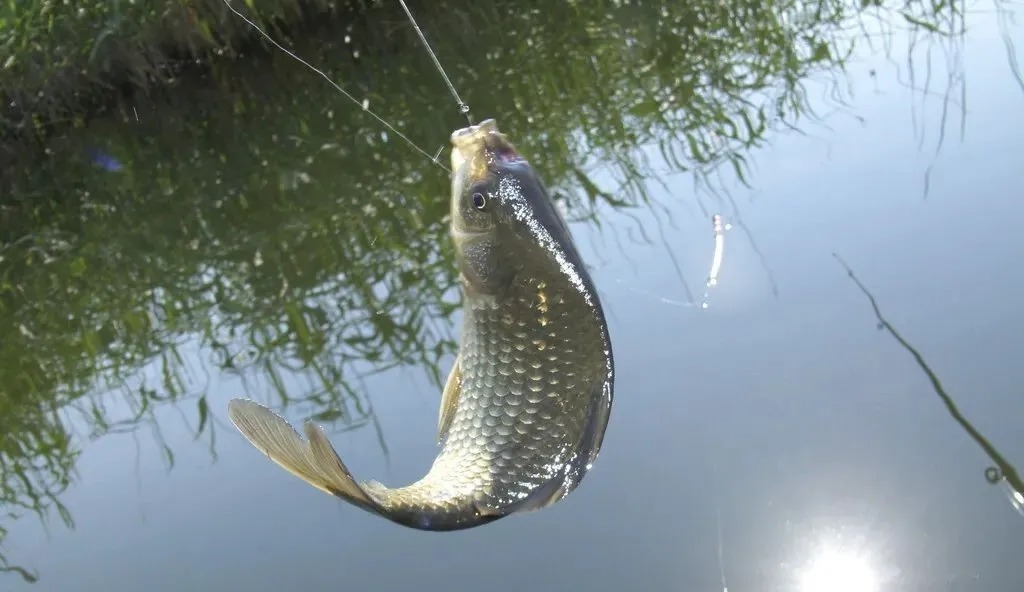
[2,1,1022,590]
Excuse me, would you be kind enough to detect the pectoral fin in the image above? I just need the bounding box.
[485,473,571,516]
[437,355,463,445]
[227,399,380,514]
[572,378,613,474]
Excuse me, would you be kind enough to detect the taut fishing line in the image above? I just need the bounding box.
[223,1,736,314]
[221,0,473,171]
[396,0,473,125]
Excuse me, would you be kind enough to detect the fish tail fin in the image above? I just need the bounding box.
[227,398,381,514]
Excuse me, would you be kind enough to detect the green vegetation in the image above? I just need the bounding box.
[0,0,355,143]
[0,0,978,583]
[0,0,977,148]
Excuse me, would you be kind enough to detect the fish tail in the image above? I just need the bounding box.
[227,398,382,514]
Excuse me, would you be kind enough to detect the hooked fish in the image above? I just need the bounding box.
[228,118,615,531]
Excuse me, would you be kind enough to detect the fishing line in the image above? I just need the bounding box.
[397,0,473,124]
[221,0,449,171]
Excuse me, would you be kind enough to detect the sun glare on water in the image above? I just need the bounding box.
[799,548,880,592]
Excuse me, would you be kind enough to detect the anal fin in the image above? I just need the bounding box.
[437,355,463,445]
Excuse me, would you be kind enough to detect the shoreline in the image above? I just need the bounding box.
[0,0,356,152]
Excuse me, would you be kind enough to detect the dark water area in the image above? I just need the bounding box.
[1,1,1022,590]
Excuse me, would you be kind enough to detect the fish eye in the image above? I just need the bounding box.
[471,192,487,210]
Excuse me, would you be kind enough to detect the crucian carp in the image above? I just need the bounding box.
[228,119,614,531]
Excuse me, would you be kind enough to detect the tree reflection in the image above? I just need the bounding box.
[834,254,1024,517]
[0,0,975,582]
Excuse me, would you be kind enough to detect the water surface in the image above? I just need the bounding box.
[2,1,1022,590]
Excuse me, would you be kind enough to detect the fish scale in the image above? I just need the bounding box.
[227,119,614,531]
[440,277,602,508]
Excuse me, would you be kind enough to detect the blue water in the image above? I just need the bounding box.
[4,4,1023,591]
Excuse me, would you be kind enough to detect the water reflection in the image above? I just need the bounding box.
[0,396,69,584]
[799,546,880,592]
[0,0,1003,584]
[835,254,1024,517]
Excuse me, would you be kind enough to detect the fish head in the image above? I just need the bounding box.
[449,119,582,296]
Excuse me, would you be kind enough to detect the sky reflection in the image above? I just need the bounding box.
[798,545,880,592]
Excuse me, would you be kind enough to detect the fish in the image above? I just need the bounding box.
[227,118,615,531]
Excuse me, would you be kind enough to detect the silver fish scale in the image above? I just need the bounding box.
[374,272,606,523]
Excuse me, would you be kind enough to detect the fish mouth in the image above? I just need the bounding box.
[450,118,500,159]
[449,118,522,181]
